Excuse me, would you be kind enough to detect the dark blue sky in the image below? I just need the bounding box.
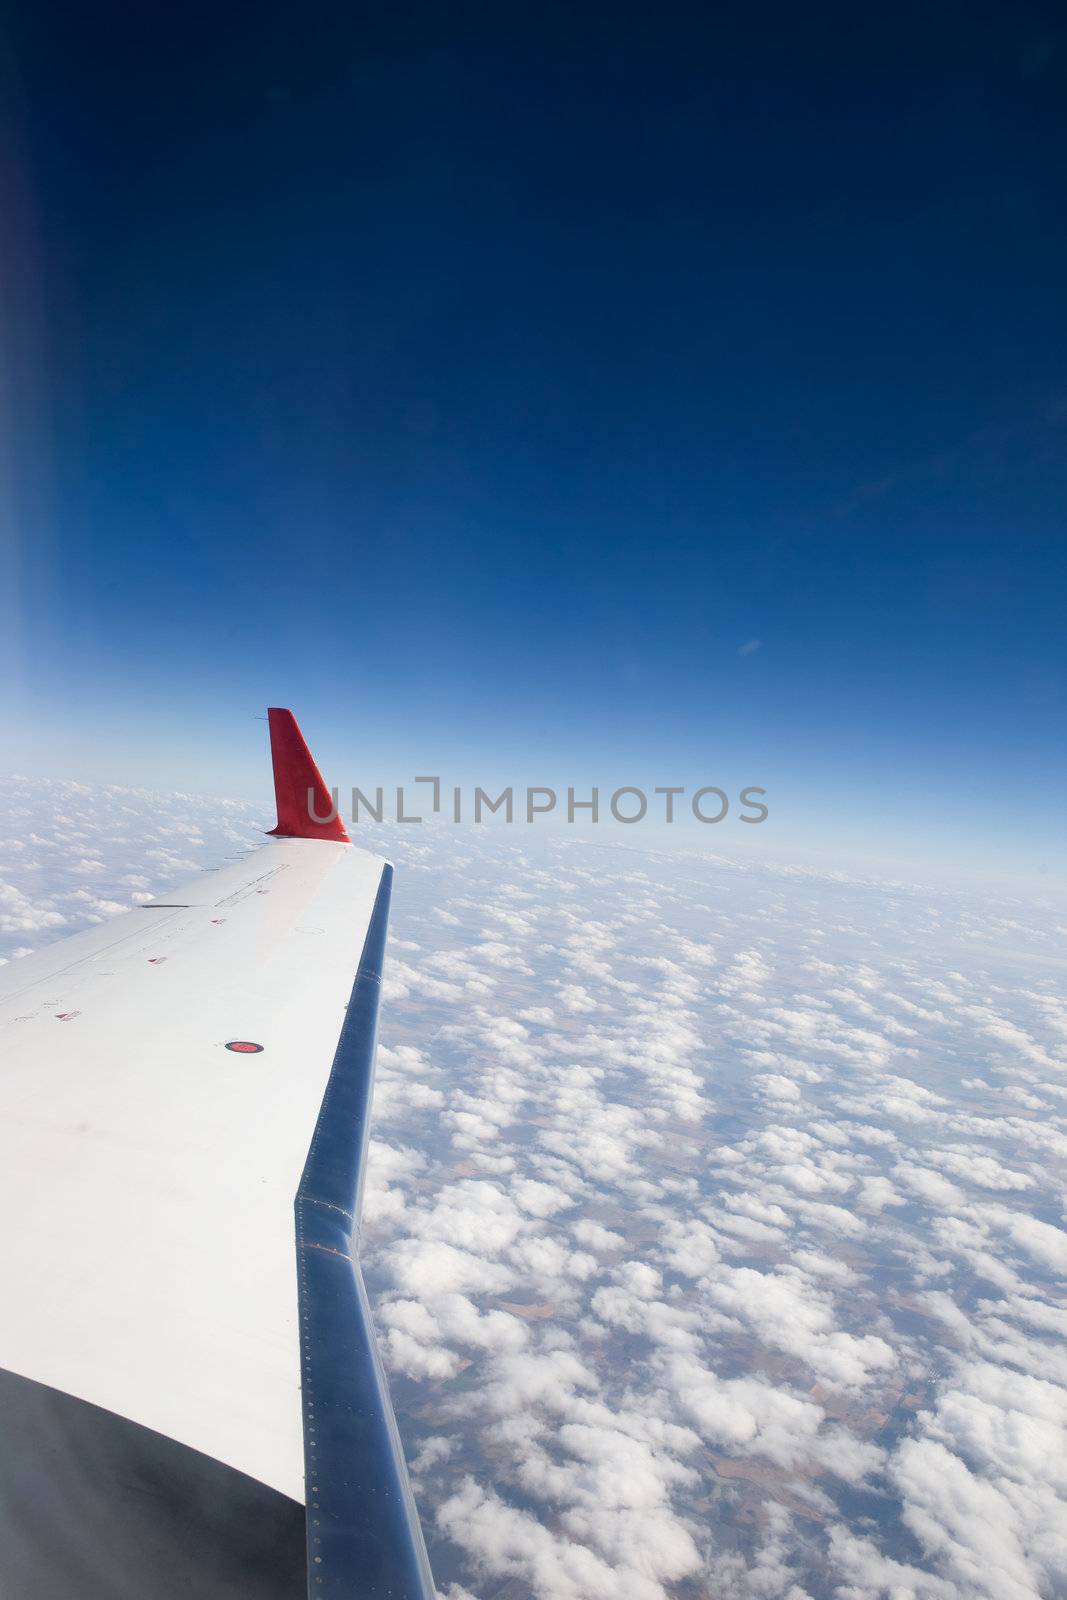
[3,3,1065,880]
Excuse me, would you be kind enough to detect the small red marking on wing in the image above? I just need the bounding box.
[147,957,168,964]
[225,1040,264,1054]
[55,1012,81,1022]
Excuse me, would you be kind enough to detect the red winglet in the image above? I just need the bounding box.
[265,708,350,842]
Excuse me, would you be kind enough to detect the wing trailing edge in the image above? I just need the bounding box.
[297,863,435,1598]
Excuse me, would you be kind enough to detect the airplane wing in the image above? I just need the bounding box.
[0,710,435,1600]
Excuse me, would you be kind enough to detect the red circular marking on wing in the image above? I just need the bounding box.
[225,1040,264,1054]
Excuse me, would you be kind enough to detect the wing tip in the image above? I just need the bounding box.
[266,707,351,843]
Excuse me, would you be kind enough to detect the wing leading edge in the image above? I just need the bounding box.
[0,712,435,1599]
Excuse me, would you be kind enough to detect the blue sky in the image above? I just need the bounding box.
[2,3,1065,886]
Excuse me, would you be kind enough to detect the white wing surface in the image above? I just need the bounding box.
[0,711,434,1600]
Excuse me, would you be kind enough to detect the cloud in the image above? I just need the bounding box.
[437,1476,689,1600]
[892,1438,1040,1600]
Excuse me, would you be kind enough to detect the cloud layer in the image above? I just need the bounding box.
[4,783,1067,1599]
